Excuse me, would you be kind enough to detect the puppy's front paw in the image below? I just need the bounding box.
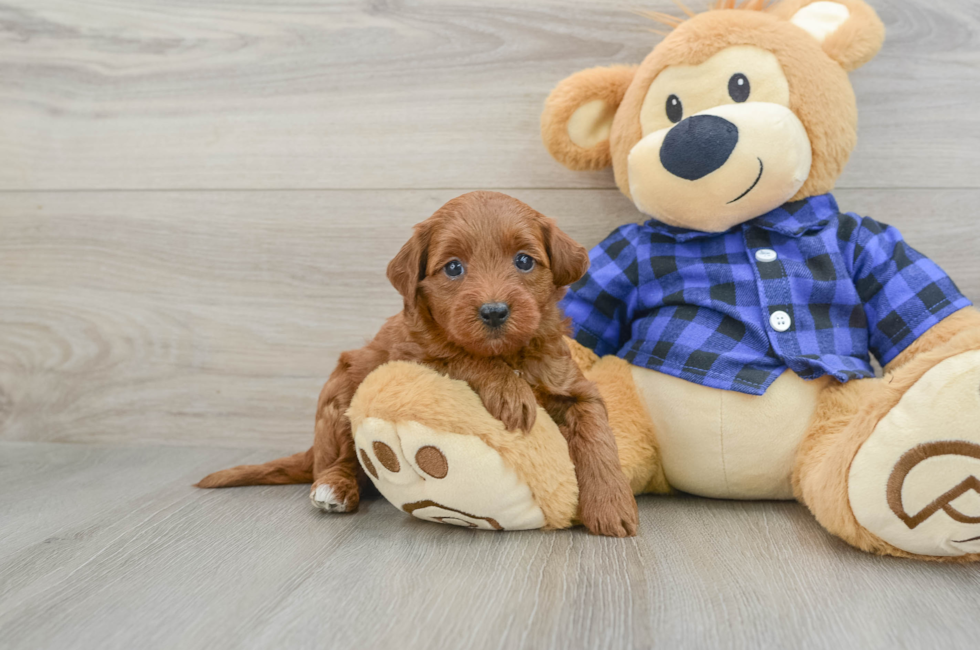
[578,476,639,538]
[481,378,537,432]
[310,478,359,513]
[480,376,538,432]
[499,392,537,433]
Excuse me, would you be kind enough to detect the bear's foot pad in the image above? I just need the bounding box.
[353,417,546,530]
[850,350,980,557]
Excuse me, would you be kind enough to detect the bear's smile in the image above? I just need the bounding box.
[727,158,764,204]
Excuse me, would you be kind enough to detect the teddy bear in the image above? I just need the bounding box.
[347,0,980,561]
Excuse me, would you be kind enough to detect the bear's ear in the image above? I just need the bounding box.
[770,0,885,71]
[541,65,637,171]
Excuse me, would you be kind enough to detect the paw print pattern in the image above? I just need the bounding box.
[352,417,546,530]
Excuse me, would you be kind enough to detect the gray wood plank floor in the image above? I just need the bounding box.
[1,442,978,650]
[2,0,980,647]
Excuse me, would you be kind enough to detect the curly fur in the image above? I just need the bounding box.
[198,191,639,537]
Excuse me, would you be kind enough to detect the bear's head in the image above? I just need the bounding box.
[541,0,885,232]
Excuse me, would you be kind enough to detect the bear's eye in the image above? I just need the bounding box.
[666,94,683,123]
[444,259,464,278]
[728,73,750,103]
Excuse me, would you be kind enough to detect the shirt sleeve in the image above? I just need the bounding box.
[846,215,972,366]
[558,225,640,357]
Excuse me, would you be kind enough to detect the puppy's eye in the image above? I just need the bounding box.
[728,73,750,103]
[666,94,683,123]
[514,253,535,272]
[444,260,464,278]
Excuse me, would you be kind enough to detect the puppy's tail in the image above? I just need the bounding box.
[196,448,314,488]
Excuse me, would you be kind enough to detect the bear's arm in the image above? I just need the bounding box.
[843,214,972,367]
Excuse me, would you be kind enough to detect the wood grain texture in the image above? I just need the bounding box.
[0,442,978,650]
[2,1,979,644]
[0,0,978,190]
[1,188,977,448]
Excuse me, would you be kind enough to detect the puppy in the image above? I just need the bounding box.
[198,191,639,537]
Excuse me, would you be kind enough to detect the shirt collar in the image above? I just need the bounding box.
[642,194,839,242]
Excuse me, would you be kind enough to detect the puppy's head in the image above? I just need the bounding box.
[388,191,588,357]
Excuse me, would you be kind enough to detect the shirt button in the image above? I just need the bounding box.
[755,248,778,263]
[769,310,792,332]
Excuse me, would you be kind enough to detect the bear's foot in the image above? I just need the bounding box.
[353,417,547,530]
[347,361,580,531]
[849,350,980,557]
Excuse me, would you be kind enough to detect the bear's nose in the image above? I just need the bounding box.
[659,115,739,181]
[479,302,510,329]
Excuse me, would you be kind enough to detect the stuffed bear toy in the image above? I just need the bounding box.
[349,0,980,561]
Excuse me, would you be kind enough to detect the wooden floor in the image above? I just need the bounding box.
[1,441,978,650]
[1,0,979,648]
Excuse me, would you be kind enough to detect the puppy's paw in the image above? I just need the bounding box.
[498,393,537,433]
[578,477,639,538]
[310,478,359,513]
[480,377,538,432]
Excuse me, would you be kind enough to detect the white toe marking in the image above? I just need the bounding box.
[310,485,346,513]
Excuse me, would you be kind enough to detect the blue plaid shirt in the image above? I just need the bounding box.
[561,194,971,395]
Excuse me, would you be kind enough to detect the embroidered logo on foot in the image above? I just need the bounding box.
[887,441,980,530]
[403,500,503,530]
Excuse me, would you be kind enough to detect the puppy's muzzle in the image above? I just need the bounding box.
[479,302,510,329]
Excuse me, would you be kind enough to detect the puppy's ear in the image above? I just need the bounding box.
[540,216,589,287]
[387,221,432,310]
[541,65,637,171]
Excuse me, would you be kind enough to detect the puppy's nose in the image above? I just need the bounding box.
[659,115,739,181]
[479,302,510,329]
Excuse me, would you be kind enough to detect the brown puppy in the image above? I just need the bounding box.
[198,191,639,537]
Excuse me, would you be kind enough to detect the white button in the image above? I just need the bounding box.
[755,248,778,263]
[769,310,792,332]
